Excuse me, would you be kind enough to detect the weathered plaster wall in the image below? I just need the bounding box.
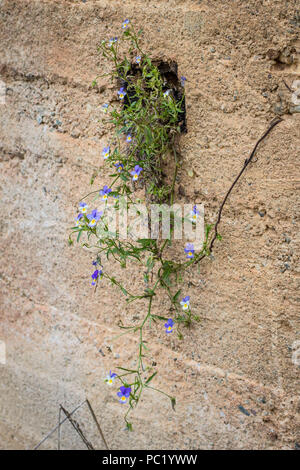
[0,0,299,450]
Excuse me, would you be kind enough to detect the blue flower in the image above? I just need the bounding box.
[105,370,117,386]
[117,87,127,100]
[126,134,132,143]
[165,318,174,334]
[117,386,131,404]
[79,202,88,214]
[91,268,103,285]
[190,205,200,222]
[102,146,110,160]
[92,260,98,266]
[122,19,130,30]
[163,89,171,98]
[99,185,112,201]
[108,37,118,47]
[135,55,141,64]
[130,165,143,181]
[184,243,195,259]
[180,76,187,87]
[87,209,102,227]
[114,162,124,173]
[180,296,190,311]
[75,213,83,227]
[101,103,109,113]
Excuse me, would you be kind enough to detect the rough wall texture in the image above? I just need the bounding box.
[0,0,299,450]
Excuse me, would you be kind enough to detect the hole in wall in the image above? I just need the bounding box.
[117,59,187,203]
[120,59,187,133]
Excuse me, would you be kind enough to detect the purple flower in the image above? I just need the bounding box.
[191,205,200,222]
[102,146,110,160]
[105,370,117,386]
[165,318,174,334]
[130,165,143,181]
[117,386,131,404]
[126,134,132,143]
[92,260,98,266]
[180,296,190,311]
[79,202,88,214]
[122,19,130,30]
[91,268,103,286]
[108,37,118,47]
[184,243,195,259]
[75,213,83,227]
[135,55,141,64]
[117,87,127,100]
[114,162,124,173]
[99,185,112,201]
[101,103,109,113]
[180,76,187,87]
[87,209,102,227]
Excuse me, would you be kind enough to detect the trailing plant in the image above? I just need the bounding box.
[69,19,282,431]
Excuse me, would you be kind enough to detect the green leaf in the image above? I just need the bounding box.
[126,422,133,431]
[120,173,129,182]
[205,224,213,238]
[145,371,157,384]
[117,366,137,373]
[193,315,201,323]
[137,238,152,248]
[121,287,128,296]
[172,289,181,303]
[171,397,176,411]
[153,314,169,321]
[146,256,154,271]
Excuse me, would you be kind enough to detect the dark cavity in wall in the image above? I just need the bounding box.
[120,60,187,133]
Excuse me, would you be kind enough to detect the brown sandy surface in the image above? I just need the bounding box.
[0,0,299,449]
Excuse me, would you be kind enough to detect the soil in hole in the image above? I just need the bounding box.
[120,59,187,133]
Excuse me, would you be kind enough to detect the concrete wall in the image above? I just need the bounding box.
[0,0,299,449]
